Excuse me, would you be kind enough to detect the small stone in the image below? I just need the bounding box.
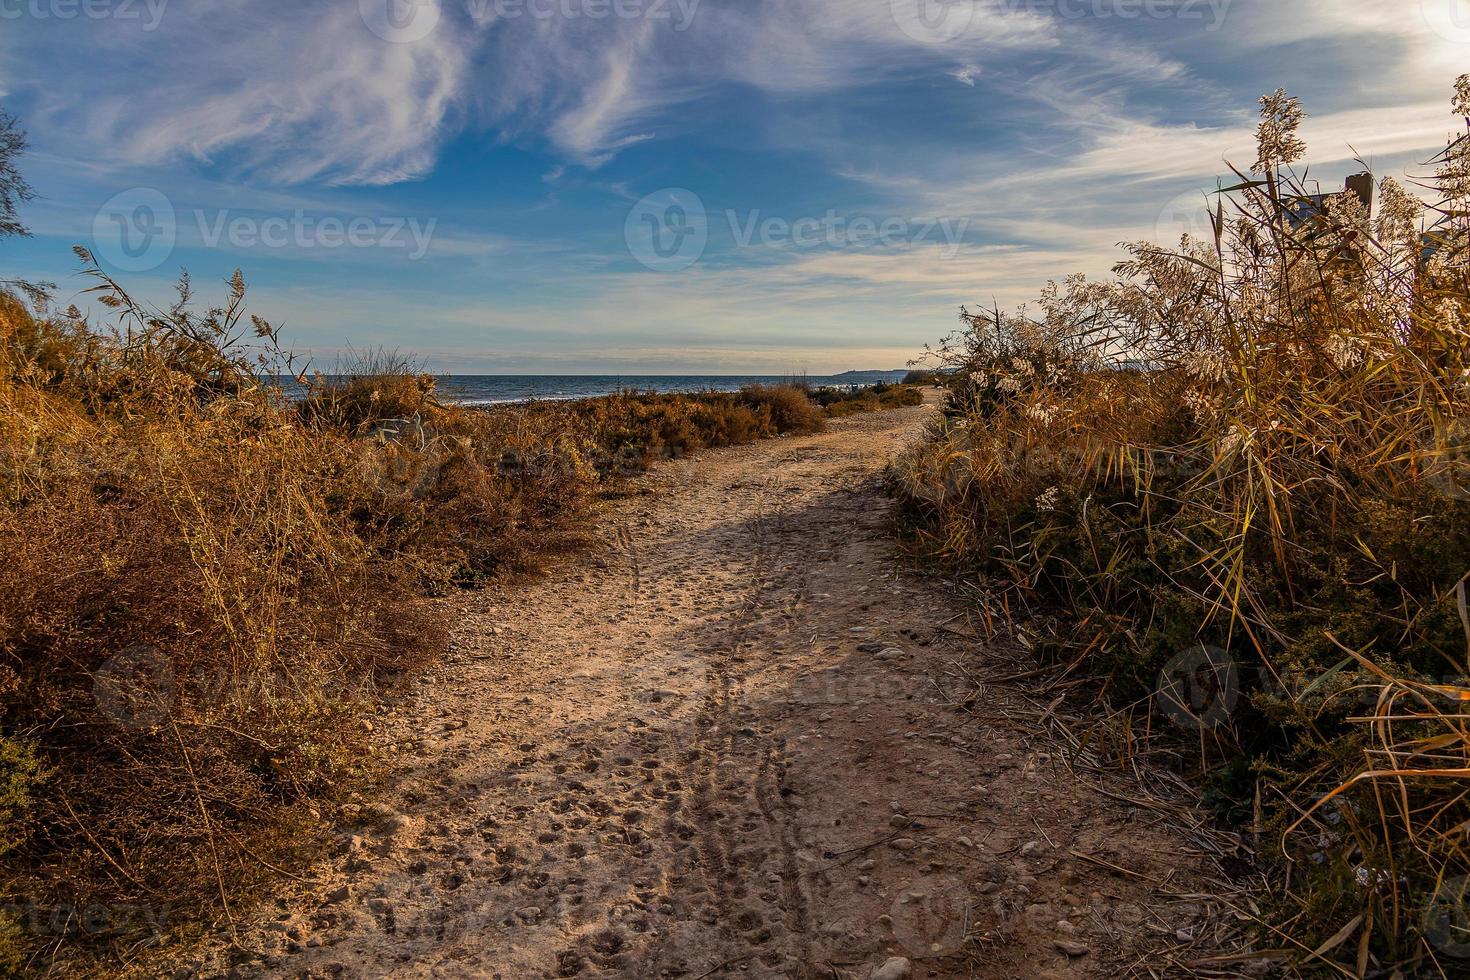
[889,838,917,851]
[857,875,871,886]
[889,814,911,828]
[957,836,974,848]
[857,859,877,871]
[1054,940,1090,957]
[1020,840,1046,856]
[325,885,351,904]
[871,957,912,980]
[515,906,542,922]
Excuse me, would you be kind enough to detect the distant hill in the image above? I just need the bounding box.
[826,370,910,383]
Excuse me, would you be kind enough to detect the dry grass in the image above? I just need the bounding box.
[894,78,1470,973]
[0,249,858,973]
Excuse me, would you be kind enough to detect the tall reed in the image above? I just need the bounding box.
[896,78,1470,971]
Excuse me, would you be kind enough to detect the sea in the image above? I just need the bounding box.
[277,374,908,406]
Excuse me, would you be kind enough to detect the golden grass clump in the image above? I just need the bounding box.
[895,78,1470,970]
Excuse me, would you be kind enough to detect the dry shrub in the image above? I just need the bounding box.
[816,383,925,417]
[738,383,826,433]
[0,251,853,970]
[0,258,451,971]
[895,79,1470,970]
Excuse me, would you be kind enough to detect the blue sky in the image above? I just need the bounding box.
[1,0,1467,373]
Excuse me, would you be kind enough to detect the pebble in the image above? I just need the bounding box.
[1054,940,1090,957]
[325,885,351,904]
[857,859,877,871]
[515,906,542,922]
[871,957,912,980]
[889,838,917,851]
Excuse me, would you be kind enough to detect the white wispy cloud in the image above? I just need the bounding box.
[26,4,472,186]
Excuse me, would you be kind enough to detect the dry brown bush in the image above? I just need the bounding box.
[895,79,1470,970]
[0,253,854,971]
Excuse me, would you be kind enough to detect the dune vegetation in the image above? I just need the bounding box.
[895,79,1470,971]
[0,199,922,968]
[812,382,926,417]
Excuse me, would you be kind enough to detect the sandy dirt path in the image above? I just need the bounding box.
[207,397,1219,980]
